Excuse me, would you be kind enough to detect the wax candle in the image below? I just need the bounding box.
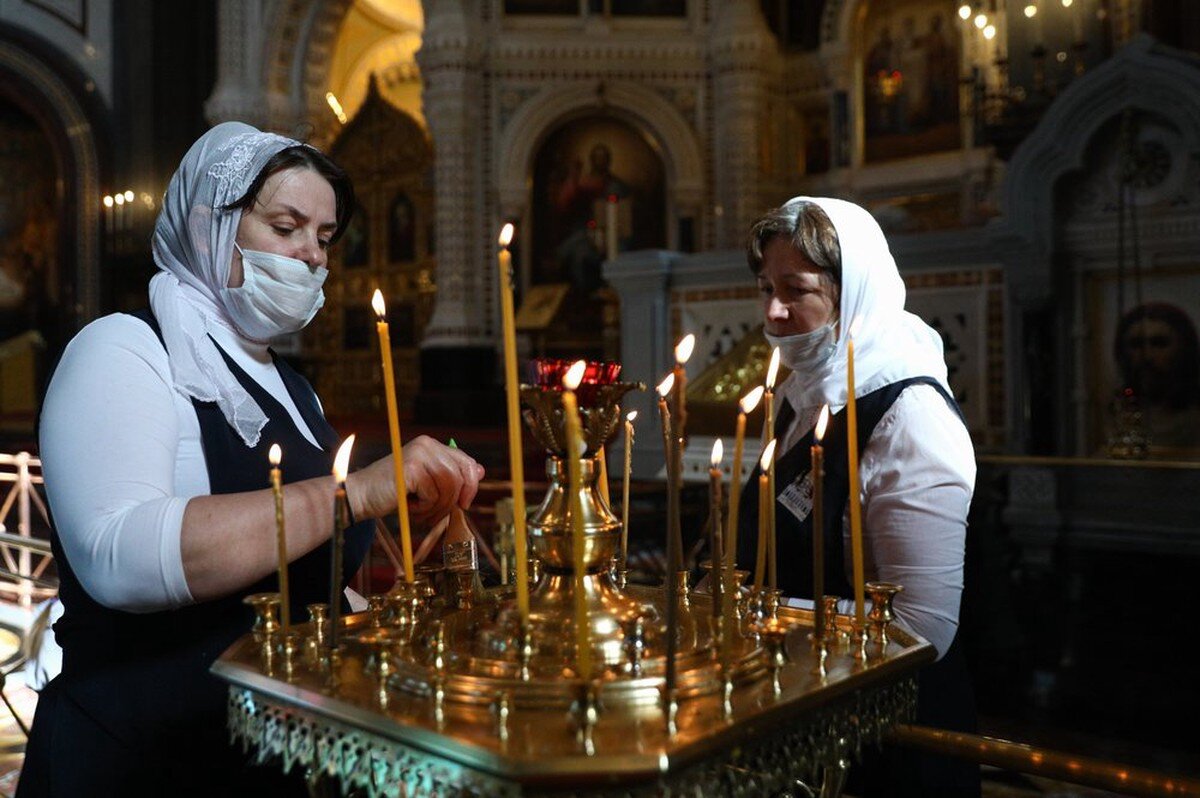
[656,374,680,695]
[754,439,777,590]
[811,406,830,642]
[764,347,781,591]
[846,320,865,629]
[709,439,724,620]
[597,446,611,508]
[673,334,695,445]
[268,444,289,633]
[372,290,415,584]
[496,224,531,623]
[329,435,355,654]
[563,360,591,678]
[726,385,764,570]
[621,410,637,570]
[606,194,619,260]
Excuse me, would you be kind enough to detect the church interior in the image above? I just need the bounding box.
[1,0,1199,795]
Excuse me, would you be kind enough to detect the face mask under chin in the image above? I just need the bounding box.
[764,323,838,373]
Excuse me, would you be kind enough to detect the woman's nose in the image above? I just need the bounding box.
[298,234,325,268]
[766,297,789,321]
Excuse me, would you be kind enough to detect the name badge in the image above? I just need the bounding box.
[777,471,814,523]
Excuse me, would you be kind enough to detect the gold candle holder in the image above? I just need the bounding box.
[244,592,282,643]
[866,581,904,650]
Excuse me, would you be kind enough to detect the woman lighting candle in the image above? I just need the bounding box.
[268,444,289,633]
[562,360,591,678]
[496,223,531,624]
[328,435,355,654]
[372,290,415,584]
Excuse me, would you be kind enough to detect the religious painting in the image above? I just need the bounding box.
[342,204,369,268]
[1085,268,1200,459]
[531,117,666,296]
[388,192,416,263]
[861,0,961,162]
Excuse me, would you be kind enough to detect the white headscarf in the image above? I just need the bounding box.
[777,196,950,410]
[149,121,305,447]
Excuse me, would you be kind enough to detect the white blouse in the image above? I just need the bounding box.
[39,313,319,613]
[778,380,975,660]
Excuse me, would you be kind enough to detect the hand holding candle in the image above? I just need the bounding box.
[811,406,830,643]
[372,290,415,584]
[329,435,356,654]
[562,360,592,678]
[268,444,289,633]
[496,224,531,624]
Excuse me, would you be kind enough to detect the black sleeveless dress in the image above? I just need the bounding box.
[735,376,981,798]
[18,310,373,797]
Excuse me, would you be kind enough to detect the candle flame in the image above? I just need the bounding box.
[656,373,675,397]
[333,435,355,483]
[711,438,724,467]
[498,223,514,248]
[815,404,831,442]
[563,359,586,391]
[626,410,638,422]
[674,334,696,365]
[766,347,781,389]
[371,289,386,319]
[268,443,281,467]
[759,439,777,473]
[740,385,765,414]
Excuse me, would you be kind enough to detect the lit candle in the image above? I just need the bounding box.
[811,406,830,643]
[103,195,114,237]
[329,435,355,654]
[656,374,681,695]
[709,439,724,621]
[846,319,865,629]
[754,439,777,590]
[763,347,781,592]
[726,385,764,570]
[372,290,415,584]
[496,224,531,623]
[114,193,125,233]
[268,444,289,633]
[606,194,619,260]
[562,360,591,678]
[620,410,637,570]
[673,334,695,445]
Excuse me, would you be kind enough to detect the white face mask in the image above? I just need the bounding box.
[765,323,838,373]
[222,243,327,341]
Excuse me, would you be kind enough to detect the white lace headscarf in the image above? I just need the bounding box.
[150,121,305,447]
[776,196,951,411]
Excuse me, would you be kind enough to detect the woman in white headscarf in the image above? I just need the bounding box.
[736,197,979,797]
[19,122,483,797]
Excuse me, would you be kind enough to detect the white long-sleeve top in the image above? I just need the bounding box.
[778,379,975,660]
[39,313,319,613]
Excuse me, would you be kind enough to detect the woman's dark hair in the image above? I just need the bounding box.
[746,200,842,303]
[223,145,355,245]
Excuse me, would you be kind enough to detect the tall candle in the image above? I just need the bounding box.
[621,410,637,569]
[846,321,865,628]
[372,290,415,584]
[329,435,355,654]
[656,374,680,694]
[268,444,289,632]
[709,439,724,620]
[764,347,781,592]
[673,334,695,446]
[496,224,530,623]
[811,406,831,642]
[597,446,611,507]
[753,439,777,590]
[726,385,764,569]
[563,360,591,678]
[606,194,619,260]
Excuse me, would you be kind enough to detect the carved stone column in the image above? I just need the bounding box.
[709,0,774,248]
[414,0,497,422]
[204,0,271,127]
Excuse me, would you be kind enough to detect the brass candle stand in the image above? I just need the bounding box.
[219,376,931,797]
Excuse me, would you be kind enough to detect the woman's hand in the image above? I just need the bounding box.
[346,435,485,523]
